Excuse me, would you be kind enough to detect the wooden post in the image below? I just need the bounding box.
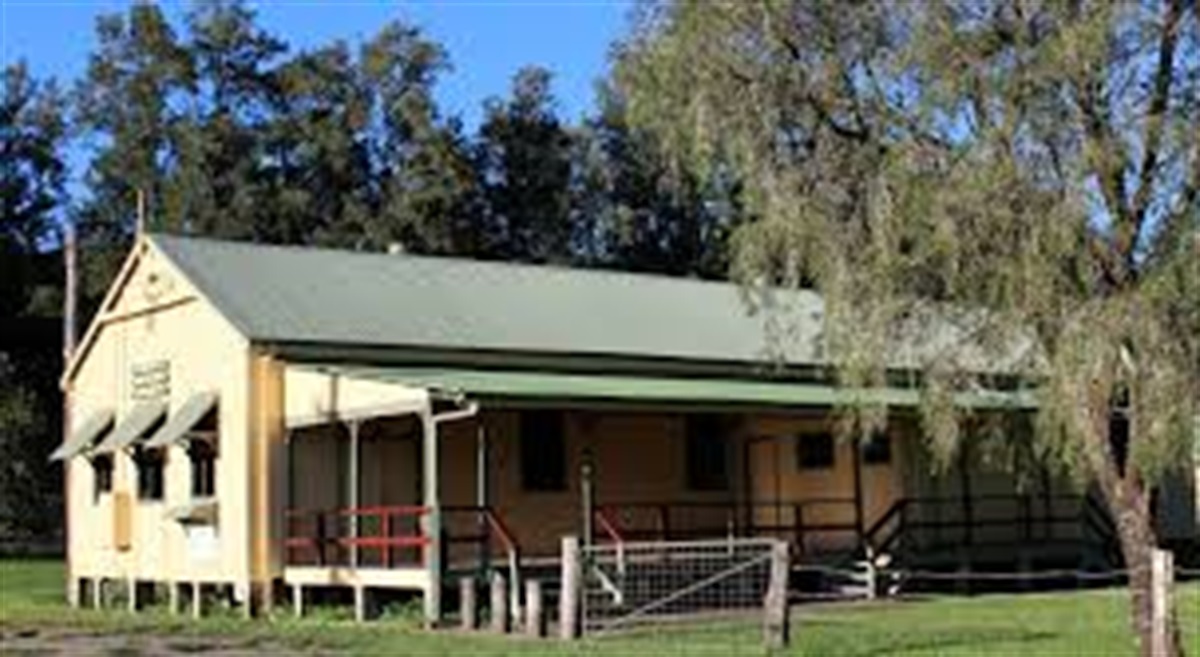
[354,586,365,623]
[489,572,509,634]
[1151,549,1174,657]
[293,584,304,618]
[127,578,138,613]
[92,578,103,609]
[559,536,581,640]
[191,582,202,619]
[169,581,182,615]
[459,577,478,630]
[525,579,545,638]
[763,540,790,649]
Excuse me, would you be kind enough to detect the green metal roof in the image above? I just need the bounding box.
[50,409,115,461]
[151,234,822,367]
[151,234,1026,377]
[312,365,1034,410]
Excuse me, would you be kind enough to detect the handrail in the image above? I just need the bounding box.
[442,505,523,625]
[594,507,625,544]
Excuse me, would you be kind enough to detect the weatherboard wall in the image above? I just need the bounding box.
[65,241,253,593]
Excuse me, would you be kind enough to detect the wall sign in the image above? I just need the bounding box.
[130,360,171,402]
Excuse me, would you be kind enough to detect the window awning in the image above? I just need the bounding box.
[145,392,217,448]
[49,409,115,461]
[316,366,1034,410]
[92,401,168,454]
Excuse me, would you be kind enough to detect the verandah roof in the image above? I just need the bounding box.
[306,365,1035,410]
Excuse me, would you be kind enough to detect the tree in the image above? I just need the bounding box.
[0,62,66,541]
[362,22,480,254]
[73,2,194,302]
[616,1,1198,655]
[574,81,744,278]
[2,62,65,316]
[165,0,285,240]
[476,67,575,263]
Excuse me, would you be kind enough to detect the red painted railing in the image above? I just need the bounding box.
[284,505,430,568]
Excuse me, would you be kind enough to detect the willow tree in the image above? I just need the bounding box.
[617,1,1198,654]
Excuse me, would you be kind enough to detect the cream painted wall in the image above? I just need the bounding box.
[66,241,252,589]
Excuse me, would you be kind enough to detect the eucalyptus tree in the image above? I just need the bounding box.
[616,1,1198,654]
[476,66,575,263]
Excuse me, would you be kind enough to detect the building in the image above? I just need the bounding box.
[53,234,1197,623]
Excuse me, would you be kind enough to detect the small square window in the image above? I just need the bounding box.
[862,433,891,465]
[520,411,566,492]
[92,454,113,500]
[797,433,835,470]
[135,447,165,501]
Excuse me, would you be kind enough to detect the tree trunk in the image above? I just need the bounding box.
[1101,475,1183,657]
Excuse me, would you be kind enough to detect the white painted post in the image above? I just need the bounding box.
[1151,549,1174,657]
[293,584,304,618]
[191,582,202,619]
[460,577,478,630]
[490,572,509,634]
[92,578,103,609]
[559,536,581,640]
[420,409,442,627]
[169,581,181,615]
[127,578,138,613]
[525,579,546,638]
[348,420,361,569]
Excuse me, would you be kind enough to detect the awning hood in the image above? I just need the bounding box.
[146,392,217,448]
[50,409,115,461]
[92,401,167,454]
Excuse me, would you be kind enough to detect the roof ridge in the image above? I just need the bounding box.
[145,232,751,292]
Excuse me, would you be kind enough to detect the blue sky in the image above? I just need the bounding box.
[2,0,632,126]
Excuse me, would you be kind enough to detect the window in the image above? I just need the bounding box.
[520,410,566,492]
[796,433,835,470]
[188,439,217,498]
[685,415,730,491]
[92,454,113,500]
[135,447,165,501]
[862,433,891,465]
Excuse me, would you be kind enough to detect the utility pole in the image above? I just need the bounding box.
[62,222,78,606]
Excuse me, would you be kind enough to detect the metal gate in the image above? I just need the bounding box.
[580,537,782,636]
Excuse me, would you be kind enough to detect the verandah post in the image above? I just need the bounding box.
[421,408,442,627]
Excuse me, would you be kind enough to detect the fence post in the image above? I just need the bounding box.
[1151,548,1174,657]
[559,536,582,640]
[490,571,510,634]
[459,577,477,630]
[526,579,546,638]
[763,539,790,649]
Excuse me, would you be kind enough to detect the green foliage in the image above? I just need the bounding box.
[617,0,1198,483]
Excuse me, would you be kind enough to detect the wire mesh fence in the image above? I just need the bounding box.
[579,537,782,637]
[555,539,1200,655]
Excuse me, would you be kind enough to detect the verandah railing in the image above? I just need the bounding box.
[284,505,430,568]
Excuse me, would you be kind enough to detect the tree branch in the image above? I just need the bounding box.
[1126,0,1184,261]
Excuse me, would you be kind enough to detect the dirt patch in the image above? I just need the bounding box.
[0,627,300,656]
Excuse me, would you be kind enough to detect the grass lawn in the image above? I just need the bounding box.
[1,559,1196,655]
